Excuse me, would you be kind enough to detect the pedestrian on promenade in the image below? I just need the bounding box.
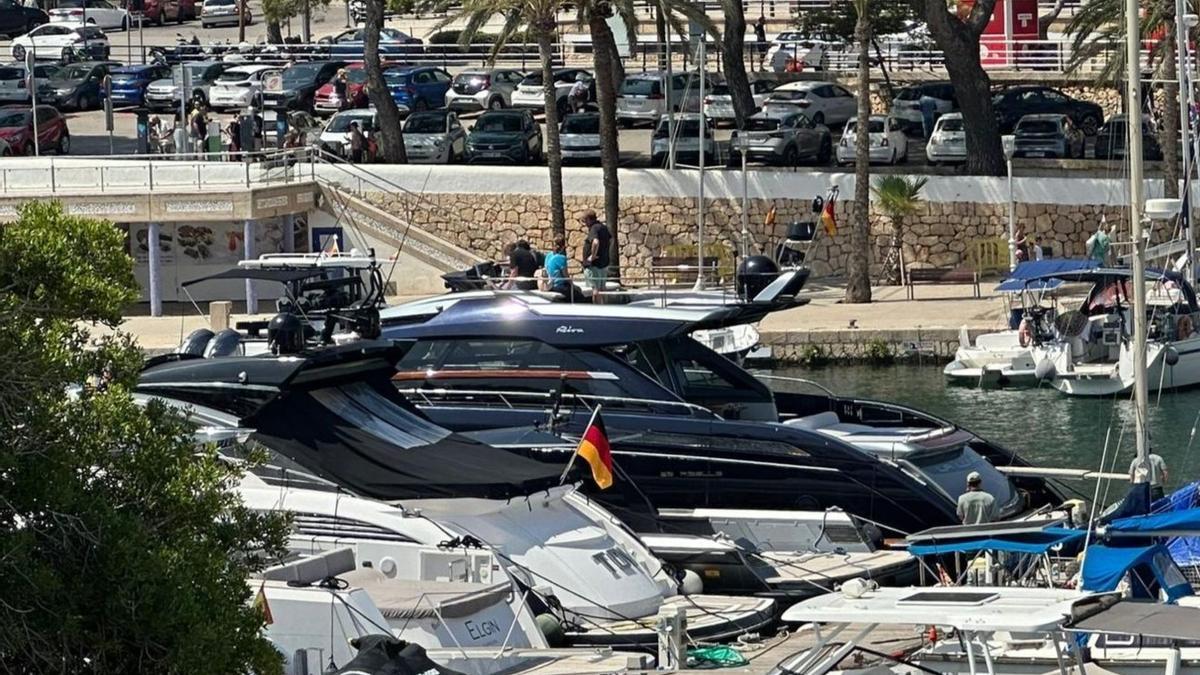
[188,103,208,156]
[348,121,365,163]
[225,118,241,161]
[754,17,767,70]
[1013,222,1029,263]
[956,471,996,525]
[580,209,612,290]
[1130,452,1168,501]
[569,73,590,113]
[334,68,350,111]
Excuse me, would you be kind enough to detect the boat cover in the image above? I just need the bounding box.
[1066,600,1200,640]
[1152,482,1200,567]
[908,527,1084,556]
[1109,506,1200,536]
[1080,542,1192,602]
[994,259,1097,292]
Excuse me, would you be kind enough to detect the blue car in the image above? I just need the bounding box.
[384,65,451,113]
[107,63,172,108]
[324,27,421,58]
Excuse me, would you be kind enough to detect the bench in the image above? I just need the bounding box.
[904,265,981,300]
[649,255,722,287]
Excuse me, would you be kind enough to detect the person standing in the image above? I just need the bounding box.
[754,17,768,70]
[1130,452,1169,501]
[348,121,365,163]
[956,471,996,525]
[569,73,591,113]
[188,103,208,157]
[544,235,586,302]
[580,209,611,290]
[1086,221,1112,265]
[919,94,938,139]
[333,68,350,111]
[506,239,539,291]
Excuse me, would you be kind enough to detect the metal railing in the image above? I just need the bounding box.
[398,385,718,417]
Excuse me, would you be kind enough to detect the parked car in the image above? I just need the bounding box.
[465,108,542,163]
[0,104,68,154]
[317,108,375,157]
[261,60,343,112]
[402,110,466,164]
[12,23,108,61]
[324,27,420,57]
[891,81,956,134]
[313,61,368,114]
[140,0,180,25]
[106,63,170,107]
[144,59,231,109]
[510,68,592,114]
[1094,114,1165,160]
[925,111,966,165]
[0,0,48,38]
[992,85,1103,135]
[616,70,711,127]
[207,64,274,109]
[49,0,129,30]
[650,113,718,166]
[836,115,908,165]
[704,79,775,125]
[766,33,833,72]
[728,111,831,166]
[200,0,248,27]
[384,65,451,113]
[762,81,856,127]
[559,111,602,164]
[0,62,60,103]
[445,68,523,112]
[37,60,116,109]
[1012,113,1084,159]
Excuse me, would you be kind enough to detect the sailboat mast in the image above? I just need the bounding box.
[1125,0,1150,466]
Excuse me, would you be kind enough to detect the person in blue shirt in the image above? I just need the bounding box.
[544,236,586,302]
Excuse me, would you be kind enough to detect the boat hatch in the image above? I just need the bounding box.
[897,590,1000,605]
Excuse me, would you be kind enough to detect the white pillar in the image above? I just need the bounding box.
[147,222,162,317]
[244,219,258,314]
[281,214,295,253]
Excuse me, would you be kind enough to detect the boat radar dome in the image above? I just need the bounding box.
[736,255,780,300]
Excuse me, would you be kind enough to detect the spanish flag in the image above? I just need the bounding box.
[820,198,837,237]
[253,581,274,625]
[574,408,614,489]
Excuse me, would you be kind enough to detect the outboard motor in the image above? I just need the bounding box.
[267,312,305,355]
[179,328,215,356]
[333,635,463,675]
[736,255,781,301]
[205,328,243,358]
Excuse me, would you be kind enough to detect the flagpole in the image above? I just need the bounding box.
[559,404,602,485]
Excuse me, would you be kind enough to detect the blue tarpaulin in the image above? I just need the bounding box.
[1081,543,1193,602]
[1109,507,1200,535]
[994,259,1098,292]
[908,527,1085,557]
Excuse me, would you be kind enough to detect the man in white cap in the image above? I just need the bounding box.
[956,471,996,525]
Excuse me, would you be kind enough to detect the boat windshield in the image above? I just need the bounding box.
[905,445,1021,518]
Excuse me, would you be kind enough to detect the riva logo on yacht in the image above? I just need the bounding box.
[555,325,584,334]
[591,547,638,577]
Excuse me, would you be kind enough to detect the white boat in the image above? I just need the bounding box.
[944,326,1041,387]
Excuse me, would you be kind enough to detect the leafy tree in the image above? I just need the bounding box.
[906,0,1006,176]
[845,0,872,304]
[873,175,928,285]
[0,202,288,674]
[798,0,917,101]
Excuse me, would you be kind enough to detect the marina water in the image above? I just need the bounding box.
[773,363,1200,495]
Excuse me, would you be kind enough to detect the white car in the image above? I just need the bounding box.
[0,62,59,102]
[704,79,775,124]
[48,0,130,30]
[761,81,856,127]
[616,70,711,126]
[926,112,966,164]
[445,68,523,112]
[317,109,375,157]
[559,111,601,163]
[207,64,275,110]
[510,67,591,114]
[891,81,956,133]
[11,24,109,61]
[836,115,908,165]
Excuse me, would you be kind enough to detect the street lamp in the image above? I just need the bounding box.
[1002,134,1017,271]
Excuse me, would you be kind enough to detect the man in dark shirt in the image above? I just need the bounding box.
[581,209,612,290]
[507,239,539,291]
[754,17,768,70]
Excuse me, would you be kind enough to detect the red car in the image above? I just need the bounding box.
[313,62,369,115]
[141,0,193,25]
[0,105,69,155]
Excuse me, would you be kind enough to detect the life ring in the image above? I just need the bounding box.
[1018,318,1033,348]
[1178,314,1195,339]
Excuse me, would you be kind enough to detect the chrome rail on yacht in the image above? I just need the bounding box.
[396,387,717,418]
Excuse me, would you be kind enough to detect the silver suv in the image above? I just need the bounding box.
[728,111,832,166]
[445,68,524,112]
[616,71,711,127]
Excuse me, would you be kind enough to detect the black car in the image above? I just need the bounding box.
[38,60,119,110]
[0,0,47,38]
[465,109,543,163]
[992,85,1104,135]
[261,60,346,112]
[1095,113,1165,161]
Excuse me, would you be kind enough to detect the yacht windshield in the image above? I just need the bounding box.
[905,446,1020,517]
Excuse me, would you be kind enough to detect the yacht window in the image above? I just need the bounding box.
[613,342,669,386]
[906,445,1019,516]
[675,357,740,393]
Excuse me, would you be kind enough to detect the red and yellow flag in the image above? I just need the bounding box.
[253,581,274,625]
[576,410,614,489]
[820,198,837,237]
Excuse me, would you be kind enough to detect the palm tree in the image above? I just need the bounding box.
[434,1,569,239]
[845,0,872,304]
[1065,0,1186,197]
[873,175,928,285]
[718,0,755,129]
[363,0,408,163]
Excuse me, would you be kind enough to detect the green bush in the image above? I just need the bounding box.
[798,344,828,367]
[863,339,894,365]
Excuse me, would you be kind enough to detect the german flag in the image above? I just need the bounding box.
[576,410,614,489]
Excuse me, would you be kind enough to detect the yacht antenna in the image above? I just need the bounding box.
[1124,0,1150,471]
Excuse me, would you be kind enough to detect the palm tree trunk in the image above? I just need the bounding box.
[363,0,406,163]
[846,7,873,304]
[590,13,621,272]
[538,30,566,239]
[1159,12,1181,199]
[266,19,283,44]
[720,0,755,129]
[889,216,902,285]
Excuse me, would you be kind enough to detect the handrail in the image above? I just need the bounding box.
[395,385,718,418]
[754,373,838,398]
